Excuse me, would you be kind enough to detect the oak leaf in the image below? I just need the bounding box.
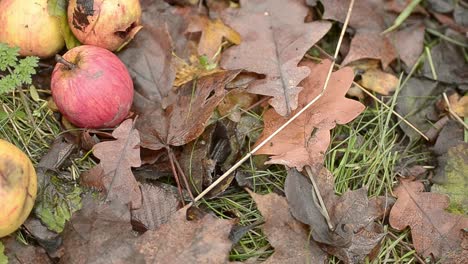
[92,119,142,209]
[186,15,241,59]
[221,0,331,116]
[248,191,327,264]
[253,59,365,170]
[389,179,468,260]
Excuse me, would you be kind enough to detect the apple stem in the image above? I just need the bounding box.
[55,54,76,70]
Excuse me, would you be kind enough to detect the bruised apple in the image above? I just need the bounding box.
[0,0,64,58]
[68,0,142,51]
[51,45,134,128]
[0,139,37,238]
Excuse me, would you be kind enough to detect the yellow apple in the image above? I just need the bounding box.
[0,139,37,237]
[0,0,65,58]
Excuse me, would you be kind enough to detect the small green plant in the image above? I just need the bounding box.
[0,43,39,95]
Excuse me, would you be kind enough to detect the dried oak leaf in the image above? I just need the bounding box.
[92,119,142,209]
[389,179,468,260]
[221,0,331,116]
[137,207,235,263]
[2,236,51,264]
[253,59,365,170]
[60,197,144,264]
[137,70,240,150]
[322,0,424,69]
[285,167,393,263]
[248,191,327,264]
[186,15,241,59]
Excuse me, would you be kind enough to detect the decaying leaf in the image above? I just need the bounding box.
[137,70,240,150]
[422,40,468,84]
[60,197,143,264]
[221,0,331,116]
[285,167,392,263]
[173,55,225,87]
[248,191,327,263]
[353,60,399,95]
[137,207,235,263]
[1,236,51,264]
[254,59,365,170]
[119,23,176,111]
[389,179,468,260]
[395,77,441,140]
[186,15,241,59]
[432,143,468,214]
[322,0,425,68]
[131,183,180,231]
[92,119,142,209]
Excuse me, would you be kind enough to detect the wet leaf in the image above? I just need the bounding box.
[422,41,468,84]
[131,183,180,231]
[248,190,328,263]
[137,70,240,150]
[60,197,143,264]
[254,59,365,170]
[432,143,468,214]
[323,0,425,69]
[1,236,51,264]
[285,167,392,263]
[395,77,441,140]
[187,15,241,59]
[389,179,468,260]
[137,207,235,263]
[92,119,142,209]
[221,0,331,116]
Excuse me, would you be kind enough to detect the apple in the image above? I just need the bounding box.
[0,0,65,58]
[0,139,37,238]
[51,45,134,128]
[68,0,142,51]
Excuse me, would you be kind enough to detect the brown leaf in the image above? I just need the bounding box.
[2,236,52,264]
[253,59,365,170]
[285,167,393,263]
[323,0,425,68]
[119,24,176,112]
[60,197,144,264]
[186,15,241,59]
[390,23,425,68]
[92,119,142,209]
[248,191,327,264]
[137,70,240,150]
[131,183,180,231]
[137,207,235,263]
[221,0,331,116]
[389,180,468,260]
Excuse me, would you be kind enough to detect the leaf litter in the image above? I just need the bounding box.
[3,0,468,263]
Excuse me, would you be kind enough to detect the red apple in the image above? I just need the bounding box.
[51,45,134,128]
[68,0,142,51]
[0,0,65,58]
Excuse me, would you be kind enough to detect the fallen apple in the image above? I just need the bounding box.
[0,0,65,58]
[0,139,37,238]
[51,45,134,128]
[68,0,142,51]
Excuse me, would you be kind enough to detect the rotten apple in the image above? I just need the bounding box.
[51,45,134,128]
[0,139,37,238]
[0,0,65,58]
[68,0,142,51]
